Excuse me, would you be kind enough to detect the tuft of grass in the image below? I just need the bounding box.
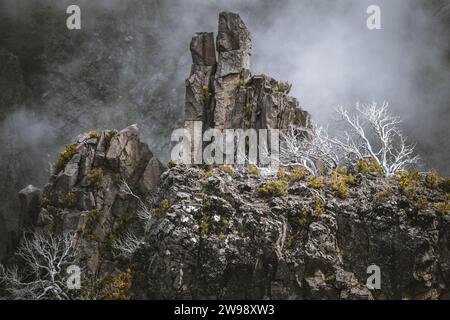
[358,158,384,175]
[86,168,105,192]
[85,208,102,235]
[398,171,417,196]
[105,268,133,300]
[313,196,325,215]
[88,130,101,139]
[106,129,118,140]
[220,166,234,176]
[309,176,324,189]
[61,192,77,209]
[435,194,450,215]
[277,167,286,179]
[161,199,170,213]
[248,166,260,176]
[330,172,350,199]
[167,160,176,169]
[54,144,79,174]
[236,79,245,88]
[425,169,439,189]
[259,180,288,197]
[289,167,308,182]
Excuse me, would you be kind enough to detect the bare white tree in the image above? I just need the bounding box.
[280,125,339,175]
[279,102,419,176]
[0,232,77,300]
[120,179,153,226]
[329,102,420,176]
[112,232,144,258]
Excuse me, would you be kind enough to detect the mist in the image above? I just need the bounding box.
[0,0,449,230]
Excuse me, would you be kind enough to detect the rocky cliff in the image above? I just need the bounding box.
[185,12,312,133]
[2,12,449,300]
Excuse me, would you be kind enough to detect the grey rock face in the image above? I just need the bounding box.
[131,166,449,299]
[184,12,312,133]
[26,125,164,273]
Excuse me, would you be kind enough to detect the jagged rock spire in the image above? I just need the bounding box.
[185,11,312,133]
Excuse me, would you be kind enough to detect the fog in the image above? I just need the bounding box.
[0,0,449,176]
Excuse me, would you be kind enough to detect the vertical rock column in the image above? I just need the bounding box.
[213,12,252,129]
[183,33,216,164]
[185,32,216,126]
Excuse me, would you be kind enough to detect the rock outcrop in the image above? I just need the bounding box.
[185,12,312,133]
[31,125,164,273]
[5,11,449,301]
[131,165,449,300]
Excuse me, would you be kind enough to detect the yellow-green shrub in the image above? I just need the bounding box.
[289,167,308,182]
[330,172,350,199]
[248,166,260,176]
[86,168,105,191]
[161,199,170,212]
[398,171,417,196]
[277,167,286,179]
[358,158,384,175]
[425,169,439,189]
[309,176,324,189]
[259,180,288,197]
[313,196,325,215]
[167,160,176,169]
[105,268,133,300]
[88,130,101,139]
[220,166,234,176]
[54,144,79,174]
[61,192,77,208]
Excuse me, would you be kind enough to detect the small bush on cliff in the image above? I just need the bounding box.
[313,196,325,215]
[330,172,350,199]
[289,167,308,182]
[61,192,77,208]
[248,165,260,176]
[161,199,170,213]
[259,180,288,197]
[54,144,79,174]
[435,194,450,215]
[439,178,450,193]
[236,79,245,88]
[85,208,102,236]
[425,169,439,188]
[358,158,384,175]
[220,165,234,176]
[104,268,133,300]
[167,160,176,169]
[88,130,101,139]
[309,176,324,189]
[106,129,117,140]
[87,168,105,191]
[398,171,419,196]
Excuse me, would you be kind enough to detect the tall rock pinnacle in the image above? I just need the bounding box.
[185,11,312,133]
